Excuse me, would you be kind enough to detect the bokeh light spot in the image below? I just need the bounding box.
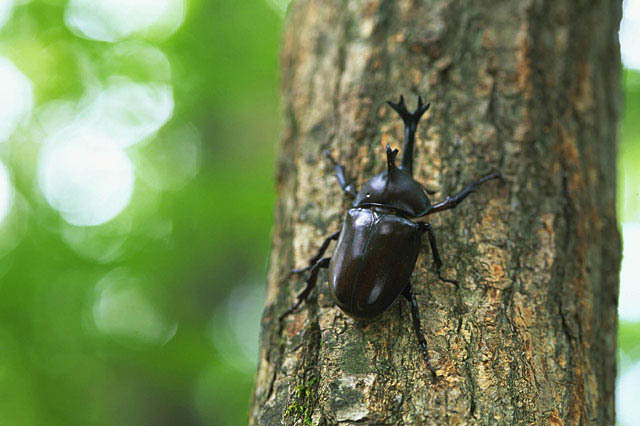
[61,217,131,263]
[38,127,134,226]
[27,100,78,145]
[620,223,640,321]
[226,282,263,365]
[138,124,201,191]
[0,56,34,143]
[103,42,172,83]
[0,161,13,226]
[617,362,640,426]
[265,0,291,16]
[0,0,13,30]
[621,0,640,70]
[80,78,174,148]
[210,281,264,373]
[64,0,185,42]
[93,268,177,346]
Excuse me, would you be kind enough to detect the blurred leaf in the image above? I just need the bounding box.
[620,320,640,363]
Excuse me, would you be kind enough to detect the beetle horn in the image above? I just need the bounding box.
[387,95,430,128]
[386,143,399,173]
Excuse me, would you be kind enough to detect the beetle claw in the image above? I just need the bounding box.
[437,270,458,286]
[423,358,439,383]
[438,274,458,287]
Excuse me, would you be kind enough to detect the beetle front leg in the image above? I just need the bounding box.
[419,223,457,286]
[402,284,437,381]
[425,172,501,215]
[279,257,331,321]
[324,150,357,199]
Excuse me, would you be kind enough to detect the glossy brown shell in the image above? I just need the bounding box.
[352,161,431,217]
[329,208,422,320]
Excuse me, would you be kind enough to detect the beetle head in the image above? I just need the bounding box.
[353,144,431,217]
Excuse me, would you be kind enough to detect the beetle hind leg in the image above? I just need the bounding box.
[402,284,438,381]
[289,230,339,277]
[279,257,331,321]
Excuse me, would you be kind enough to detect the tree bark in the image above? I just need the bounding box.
[251,0,622,424]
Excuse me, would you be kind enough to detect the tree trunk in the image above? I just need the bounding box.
[251,0,622,424]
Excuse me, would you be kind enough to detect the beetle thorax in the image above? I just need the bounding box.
[352,150,431,217]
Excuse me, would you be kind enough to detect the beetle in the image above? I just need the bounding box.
[280,95,500,379]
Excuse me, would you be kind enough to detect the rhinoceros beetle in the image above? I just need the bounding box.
[280,95,500,379]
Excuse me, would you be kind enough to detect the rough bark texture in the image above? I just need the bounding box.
[251,0,622,424]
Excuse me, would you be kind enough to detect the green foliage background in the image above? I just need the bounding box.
[0,1,281,425]
[0,1,637,425]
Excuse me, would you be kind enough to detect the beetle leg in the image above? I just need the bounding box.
[420,223,458,286]
[279,257,331,321]
[402,284,437,381]
[324,150,357,198]
[387,95,430,176]
[289,231,340,276]
[425,172,501,215]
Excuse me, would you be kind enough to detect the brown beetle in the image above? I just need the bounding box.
[280,95,500,379]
